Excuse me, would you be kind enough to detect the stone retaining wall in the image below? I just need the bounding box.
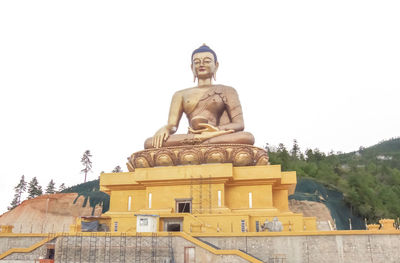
[54,236,247,263]
[0,236,48,261]
[200,234,400,263]
[2,233,400,263]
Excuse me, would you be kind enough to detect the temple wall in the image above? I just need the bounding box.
[53,236,248,263]
[199,233,400,263]
[1,233,400,263]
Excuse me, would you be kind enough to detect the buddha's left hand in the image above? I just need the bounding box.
[190,123,234,142]
[189,123,219,134]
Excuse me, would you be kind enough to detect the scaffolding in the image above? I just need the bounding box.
[59,233,69,263]
[168,233,175,263]
[135,232,141,263]
[151,233,157,263]
[74,232,83,262]
[120,232,126,263]
[56,232,175,262]
[88,232,97,263]
[190,174,212,214]
[133,232,174,263]
[104,232,111,263]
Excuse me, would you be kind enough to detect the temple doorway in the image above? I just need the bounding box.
[163,218,183,232]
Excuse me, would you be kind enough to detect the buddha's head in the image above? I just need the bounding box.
[191,44,219,82]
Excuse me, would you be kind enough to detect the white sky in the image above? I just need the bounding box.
[0,0,399,214]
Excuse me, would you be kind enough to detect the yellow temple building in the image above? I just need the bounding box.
[90,144,316,234]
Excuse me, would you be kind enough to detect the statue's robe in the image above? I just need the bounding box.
[144,85,254,149]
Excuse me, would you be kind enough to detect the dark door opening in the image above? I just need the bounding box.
[163,218,183,232]
[167,223,181,231]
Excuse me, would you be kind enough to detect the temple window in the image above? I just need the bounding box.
[128,196,132,211]
[249,192,253,208]
[175,198,192,213]
[148,193,152,208]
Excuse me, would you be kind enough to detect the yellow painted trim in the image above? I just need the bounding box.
[281,171,297,185]
[233,165,282,180]
[2,229,400,239]
[191,229,400,237]
[101,172,138,185]
[0,234,58,259]
[0,233,50,237]
[135,163,233,182]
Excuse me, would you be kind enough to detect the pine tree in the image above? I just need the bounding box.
[8,175,27,210]
[58,183,66,192]
[81,150,93,183]
[27,177,43,199]
[8,194,20,210]
[291,139,300,159]
[45,179,56,194]
[112,165,122,173]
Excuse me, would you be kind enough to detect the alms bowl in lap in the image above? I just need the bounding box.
[127,144,269,171]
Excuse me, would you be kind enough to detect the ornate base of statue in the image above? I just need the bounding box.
[127,144,269,171]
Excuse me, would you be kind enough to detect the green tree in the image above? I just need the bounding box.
[27,177,43,199]
[8,194,20,210]
[81,150,93,183]
[291,139,300,160]
[112,165,122,173]
[58,183,66,192]
[8,175,27,210]
[45,179,56,194]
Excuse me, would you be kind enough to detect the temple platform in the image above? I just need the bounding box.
[95,161,317,233]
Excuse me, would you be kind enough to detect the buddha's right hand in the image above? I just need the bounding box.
[152,126,170,148]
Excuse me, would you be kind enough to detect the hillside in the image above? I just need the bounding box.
[0,193,102,233]
[61,179,110,214]
[268,137,400,224]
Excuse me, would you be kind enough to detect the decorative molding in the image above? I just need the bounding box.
[127,144,269,171]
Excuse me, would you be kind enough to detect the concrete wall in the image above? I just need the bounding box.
[0,236,48,261]
[3,233,400,263]
[54,236,248,263]
[200,234,400,263]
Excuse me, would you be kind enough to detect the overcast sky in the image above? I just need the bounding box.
[0,0,399,214]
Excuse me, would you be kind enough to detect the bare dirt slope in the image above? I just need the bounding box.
[289,199,335,230]
[0,193,102,233]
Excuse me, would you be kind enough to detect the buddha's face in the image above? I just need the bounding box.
[191,52,219,80]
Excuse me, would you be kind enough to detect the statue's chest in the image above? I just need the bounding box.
[182,89,208,113]
[182,89,225,115]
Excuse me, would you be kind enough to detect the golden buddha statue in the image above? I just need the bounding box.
[144,44,255,149]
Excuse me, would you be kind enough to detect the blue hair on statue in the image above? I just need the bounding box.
[191,44,218,63]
